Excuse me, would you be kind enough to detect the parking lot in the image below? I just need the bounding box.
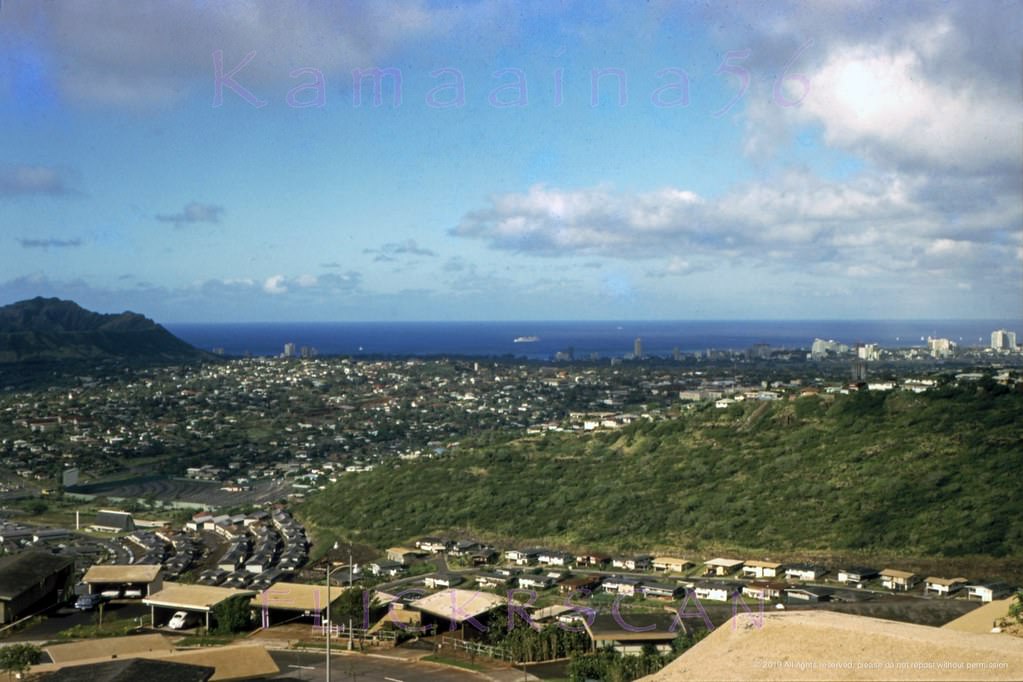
[66,475,294,508]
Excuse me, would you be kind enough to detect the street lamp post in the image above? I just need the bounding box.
[348,543,354,651]
[326,541,339,682]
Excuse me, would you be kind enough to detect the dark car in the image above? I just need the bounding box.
[74,593,105,610]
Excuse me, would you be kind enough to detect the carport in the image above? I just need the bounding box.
[409,588,506,638]
[250,582,348,628]
[143,583,255,631]
[82,564,163,598]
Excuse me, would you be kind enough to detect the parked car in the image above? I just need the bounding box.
[100,588,122,599]
[74,594,105,610]
[123,588,143,599]
[167,611,195,630]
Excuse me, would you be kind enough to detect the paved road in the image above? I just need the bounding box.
[3,602,149,642]
[269,649,485,682]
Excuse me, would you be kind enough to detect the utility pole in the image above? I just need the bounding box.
[326,540,338,682]
[348,544,354,651]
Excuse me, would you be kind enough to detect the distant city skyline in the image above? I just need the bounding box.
[0,1,1020,323]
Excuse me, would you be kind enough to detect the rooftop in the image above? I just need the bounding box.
[83,564,162,584]
[0,550,74,600]
[642,611,1023,681]
[45,634,176,664]
[250,582,345,612]
[36,658,214,682]
[410,588,506,623]
[143,583,255,612]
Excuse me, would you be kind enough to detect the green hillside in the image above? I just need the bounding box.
[299,381,1023,559]
[0,297,205,363]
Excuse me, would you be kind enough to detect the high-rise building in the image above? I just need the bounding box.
[283,342,296,358]
[991,329,1018,351]
[927,337,956,358]
[633,337,643,359]
[810,338,849,359]
[851,358,868,382]
[857,343,880,361]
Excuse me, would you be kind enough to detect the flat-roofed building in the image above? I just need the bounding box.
[0,550,74,624]
[784,586,835,603]
[45,634,175,664]
[653,556,693,573]
[642,610,1023,681]
[584,612,680,656]
[32,643,279,680]
[409,588,505,635]
[82,564,163,597]
[836,566,879,586]
[143,583,256,631]
[742,560,783,579]
[965,582,1014,603]
[703,558,744,576]
[35,658,214,682]
[250,582,346,627]
[784,563,826,581]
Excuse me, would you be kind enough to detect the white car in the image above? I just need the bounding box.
[167,611,194,630]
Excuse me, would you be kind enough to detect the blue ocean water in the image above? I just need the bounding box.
[165,320,1021,359]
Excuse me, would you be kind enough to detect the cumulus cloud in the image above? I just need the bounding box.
[0,1,450,107]
[156,202,224,227]
[262,275,288,295]
[697,1,1023,181]
[452,172,1021,287]
[261,272,361,296]
[0,165,77,197]
[19,238,83,249]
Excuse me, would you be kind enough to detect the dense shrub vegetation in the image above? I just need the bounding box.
[301,383,1023,558]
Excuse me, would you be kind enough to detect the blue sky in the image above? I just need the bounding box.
[0,0,1020,322]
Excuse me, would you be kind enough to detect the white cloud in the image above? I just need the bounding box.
[0,1,466,107]
[797,47,1021,172]
[262,275,288,295]
[453,170,1021,293]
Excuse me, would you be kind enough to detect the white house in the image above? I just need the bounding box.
[784,563,825,581]
[518,575,555,590]
[694,581,741,602]
[742,560,782,579]
[924,576,967,596]
[965,582,1014,602]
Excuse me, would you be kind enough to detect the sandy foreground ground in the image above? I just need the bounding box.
[642,610,1023,681]
[942,599,1014,634]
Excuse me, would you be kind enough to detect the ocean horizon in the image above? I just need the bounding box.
[165,319,1022,359]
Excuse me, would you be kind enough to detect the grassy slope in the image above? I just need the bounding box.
[299,382,1023,564]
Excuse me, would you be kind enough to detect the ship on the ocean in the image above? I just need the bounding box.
[513,335,540,343]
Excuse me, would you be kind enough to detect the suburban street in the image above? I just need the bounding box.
[2,601,149,643]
